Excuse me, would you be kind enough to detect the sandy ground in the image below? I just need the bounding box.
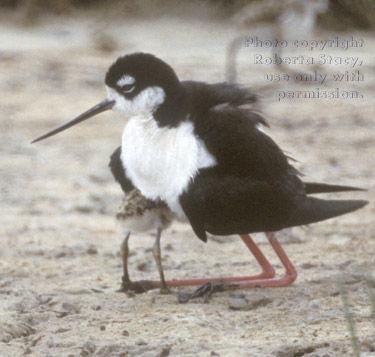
[1,9,374,357]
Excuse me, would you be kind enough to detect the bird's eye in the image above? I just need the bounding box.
[121,84,135,93]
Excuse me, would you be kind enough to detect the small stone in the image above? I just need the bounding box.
[122,330,129,336]
[81,341,96,355]
[100,325,106,331]
[337,260,354,268]
[95,344,126,356]
[165,244,173,251]
[301,262,316,269]
[86,245,98,255]
[229,293,272,311]
[211,351,220,356]
[54,247,73,258]
[47,338,57,348]
[276,344,318,357]
[135,338,147,346]
[75,205,94,213]
[38,296,52,305]
[158,346,171,357]
[137,262,149,272]
[62,302,80,314]
[341,274,362,285]
[12,302,26,313]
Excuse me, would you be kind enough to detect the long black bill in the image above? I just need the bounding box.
[31,98,115,143]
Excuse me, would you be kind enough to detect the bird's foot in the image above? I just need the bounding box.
[117,280,158,294]
[178,282,239,303]
[116,284,130,293]
[116,275,131,293]
[159,285,174,295]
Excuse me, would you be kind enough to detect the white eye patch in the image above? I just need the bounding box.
[117,75,135,87]
[122,85,135,93]
[106,85,165,115]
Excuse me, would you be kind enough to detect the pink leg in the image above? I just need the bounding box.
[240,234,276,279]
[133,234,277,291]
[229,232,297,288]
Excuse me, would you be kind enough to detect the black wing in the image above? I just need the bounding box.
[180,168,368,242]
[193,105,300,183]
[182,81,296,181]
[179,83,367,240]
[108,146,134,194]
[182,81,257,112]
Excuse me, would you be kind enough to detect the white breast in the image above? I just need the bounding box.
[121,117,216,217]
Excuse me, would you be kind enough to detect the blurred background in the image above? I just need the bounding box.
[0,1,374,356]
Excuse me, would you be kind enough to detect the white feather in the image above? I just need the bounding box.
[256,123,265,133]
[106,86,165,116]
[121,118,216,217]
[116,75,135,87]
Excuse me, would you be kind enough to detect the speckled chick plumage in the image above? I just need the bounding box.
[116,189,175,233]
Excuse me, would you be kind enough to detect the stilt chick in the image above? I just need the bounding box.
[110,147,175,294]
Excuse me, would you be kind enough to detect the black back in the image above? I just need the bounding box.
[177,81,366,241]
[184,81,301,184]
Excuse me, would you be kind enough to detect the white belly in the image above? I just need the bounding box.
[121,116,216,217]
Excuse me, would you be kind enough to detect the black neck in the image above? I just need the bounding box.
[154,84,188,128]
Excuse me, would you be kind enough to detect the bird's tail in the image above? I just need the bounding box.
[285,197,368,228]
[304,182,366,195]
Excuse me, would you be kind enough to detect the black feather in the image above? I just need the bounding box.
[180,169,368,237]
[191,106,298,182]
[304,182,366,194]
[108,146,134,193]
[182,81,257,113]
[284,197,368,228]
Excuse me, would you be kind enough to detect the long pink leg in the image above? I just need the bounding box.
[228,232,298,288]
[239,234,276,279]
[133,234,277,291]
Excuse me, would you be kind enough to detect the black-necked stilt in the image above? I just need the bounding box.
[32,52,367,300]
[109,146,175,294]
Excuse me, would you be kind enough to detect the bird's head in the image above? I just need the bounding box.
[105,53,183,117]
[31,53,186,144]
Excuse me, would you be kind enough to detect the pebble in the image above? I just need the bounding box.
[54,247,73,258]
[228,293,272,311]
[135,338,148,346]
[24,347,32,355]
[61,302,81,314]
[301,262,316,269]
[95,344,127,357]
[137,262,150,272]
[37,295,52,305]
[86,245,98,255]
[158,346,171,357]
[81,341,96,355]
